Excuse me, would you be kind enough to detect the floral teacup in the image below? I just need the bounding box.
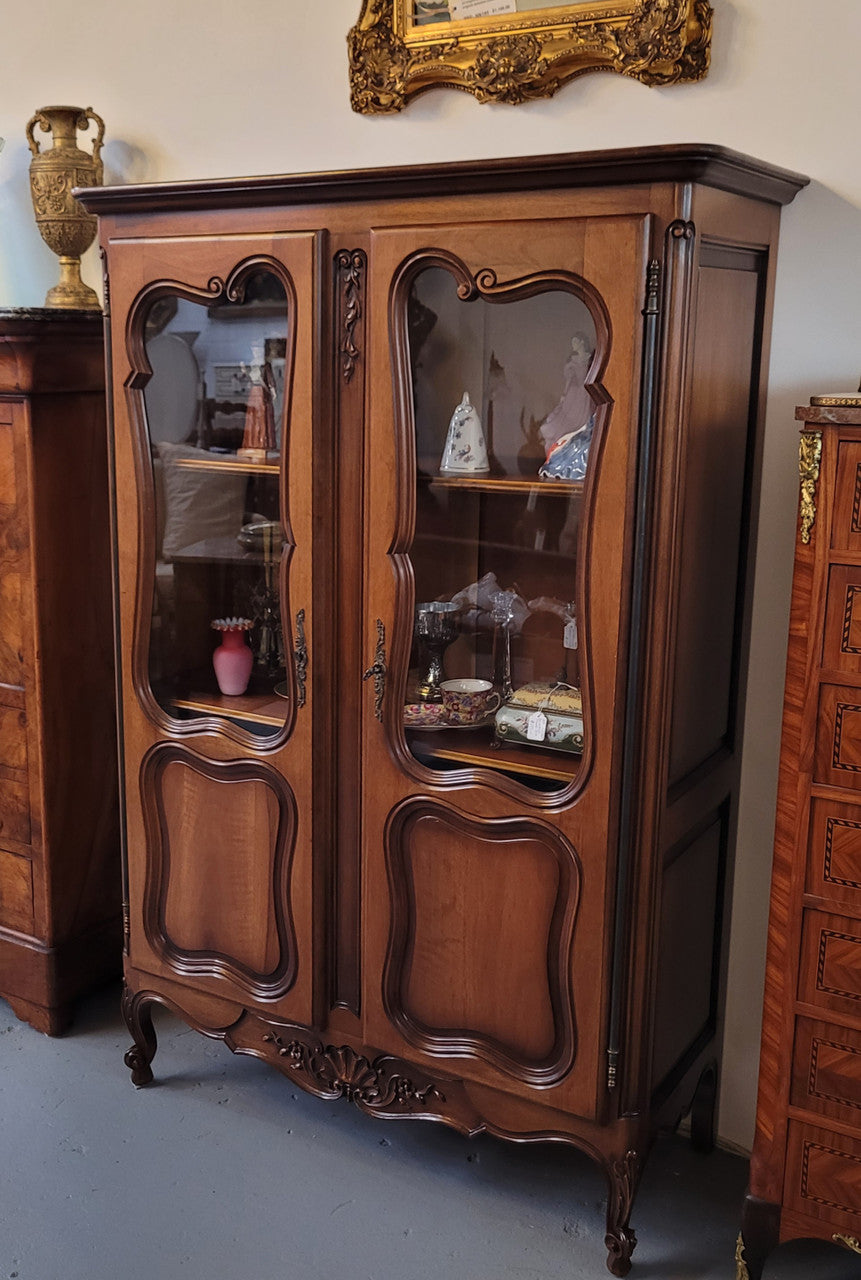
[440,678,501,726]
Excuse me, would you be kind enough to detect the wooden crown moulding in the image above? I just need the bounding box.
[75,145,809,218]
[347,0,714,114]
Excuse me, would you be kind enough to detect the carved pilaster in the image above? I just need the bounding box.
[336,249,366,383]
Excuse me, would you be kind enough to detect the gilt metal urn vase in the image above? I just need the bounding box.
[25,105,105,310]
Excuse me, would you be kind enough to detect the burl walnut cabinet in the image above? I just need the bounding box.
[741,401,861,1277]
[79,146,806,1276]
[0,309,120,1034]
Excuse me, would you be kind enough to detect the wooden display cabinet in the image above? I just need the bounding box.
[741,400,861,1277]
[0,309,120,1034]
[80,146,806,1275]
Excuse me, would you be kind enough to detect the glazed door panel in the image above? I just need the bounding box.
[108,231,317,1024]
[361,215,651,1116]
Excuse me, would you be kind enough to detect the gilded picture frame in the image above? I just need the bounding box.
[348,0,713,114]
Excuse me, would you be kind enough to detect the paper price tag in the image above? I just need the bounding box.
[564,620,578,649]
[526,711,548,742]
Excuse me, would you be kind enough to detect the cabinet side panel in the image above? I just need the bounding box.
[667,259,762,789]
[651,808,726,1089]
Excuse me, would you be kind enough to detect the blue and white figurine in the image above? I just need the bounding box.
[539,411,596,482]
[439,392,489,474]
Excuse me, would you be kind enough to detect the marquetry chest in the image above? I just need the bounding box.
[742,399,861,1276]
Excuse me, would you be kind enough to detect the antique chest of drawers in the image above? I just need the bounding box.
[742,400,861,1275]
[0,309,120,1034]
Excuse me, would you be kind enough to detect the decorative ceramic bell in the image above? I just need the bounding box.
[439,392,489,474]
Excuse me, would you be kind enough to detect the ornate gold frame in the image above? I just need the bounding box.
[348,0,713,113]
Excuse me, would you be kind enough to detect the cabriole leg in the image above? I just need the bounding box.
[604,1150,640,1276]
[121,984,158,1087]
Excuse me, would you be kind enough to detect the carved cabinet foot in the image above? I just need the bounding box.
[604,1150,639,1276]
[121,985,158,1087]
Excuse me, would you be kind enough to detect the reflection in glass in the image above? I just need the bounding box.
[402,265,599,790]
[141,271,290,738]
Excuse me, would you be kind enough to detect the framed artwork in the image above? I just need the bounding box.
[348,0,713,114]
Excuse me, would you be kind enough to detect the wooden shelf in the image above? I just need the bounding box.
[424,474,583,497]
[412,530,572,561]
[169,689,287,727]
[173,455,280,476]
[406,725,578,782]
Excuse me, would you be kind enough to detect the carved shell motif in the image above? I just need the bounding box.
[262,1032,445,1113]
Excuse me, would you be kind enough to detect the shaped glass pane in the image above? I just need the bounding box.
[141,271,290,738]
[403,265,599,792]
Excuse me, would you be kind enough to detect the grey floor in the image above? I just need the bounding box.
[1,983,858,1280]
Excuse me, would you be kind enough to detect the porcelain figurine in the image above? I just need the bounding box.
[439,392,488,474]
[539,333,594,455]
[540,412,596,482]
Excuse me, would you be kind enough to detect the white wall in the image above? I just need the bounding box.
[1,0,859,1153]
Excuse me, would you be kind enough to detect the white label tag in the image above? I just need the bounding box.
[451,0,516,17]
[564,619,578,649]
[526,711,548,742]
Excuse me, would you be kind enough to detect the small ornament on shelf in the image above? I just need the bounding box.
[439,391,489,474]
[414,600,460,702]
[237,343,278,461]
[210,617,254,696]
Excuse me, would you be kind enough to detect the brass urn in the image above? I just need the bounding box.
[25,105,105,310]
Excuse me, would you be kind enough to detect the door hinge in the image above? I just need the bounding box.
[607,1048,619,1090]
[644,258,661,316]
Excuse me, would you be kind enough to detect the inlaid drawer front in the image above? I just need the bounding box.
[833,443,861,553]
[814,686,861,788]
[0,845,34,934]
[800,911,861,1019]
[792,1017,861,1125]
[784,1121,861,1228]
[824,565,861,674]
[807,799,861,909]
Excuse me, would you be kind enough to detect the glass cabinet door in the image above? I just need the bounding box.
[139,268,293,740]
[399,261,603,793]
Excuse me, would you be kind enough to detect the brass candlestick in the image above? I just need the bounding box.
[26,105,105,310]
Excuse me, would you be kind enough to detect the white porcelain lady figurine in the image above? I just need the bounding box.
[439,392,489,474]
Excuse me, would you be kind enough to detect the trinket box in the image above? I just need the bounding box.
[494,682,584,754]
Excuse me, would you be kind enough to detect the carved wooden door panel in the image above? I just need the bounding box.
[361,215,652,1118]
[108,231,317,1026]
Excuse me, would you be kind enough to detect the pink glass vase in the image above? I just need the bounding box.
[211,618,254,696]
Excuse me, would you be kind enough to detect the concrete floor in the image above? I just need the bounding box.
[0,983,858,1280]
